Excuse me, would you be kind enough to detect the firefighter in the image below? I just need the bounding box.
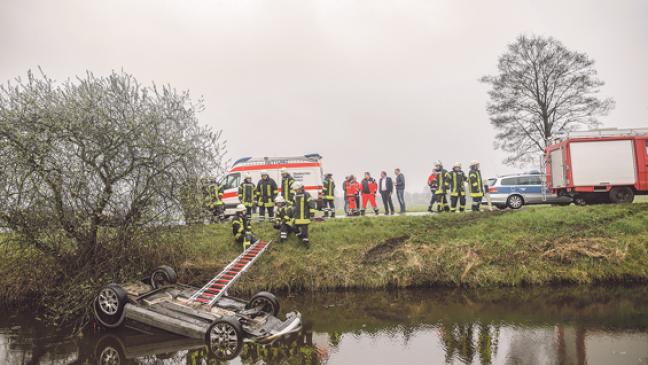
[280,168,295,204]
[449,162,468,212]
[238,174,256,218]
[322,173,336,218]
[345,175,360,216]
[359,172,379,215]
[433,161,450,212]
[256,171,278,220]
[272,196,292,242]
[204,178,225,222]
[469,160,485,211]
[427,170,439,213]
[232,204,255,250]
[291,182,316,247]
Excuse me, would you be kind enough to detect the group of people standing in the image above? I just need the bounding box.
[426,160,485,212]
[342,169,406,216]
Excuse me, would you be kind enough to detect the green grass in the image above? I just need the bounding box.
[2,203,648,325]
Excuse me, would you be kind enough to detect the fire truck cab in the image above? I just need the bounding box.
[545,128,648,204]
[219,154,324,216]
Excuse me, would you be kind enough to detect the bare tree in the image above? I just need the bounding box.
[481,35,614,166]
[0,69,226,265]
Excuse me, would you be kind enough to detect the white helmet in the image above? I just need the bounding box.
[275,195,285,204]
[470,160,480,167]
[280,167,288,174]
[235,204,246,212]
[244,173,252,180]
[260,170,269,176]
[293,182,303,190]
[453,162,462,169]
[434,160,442,167]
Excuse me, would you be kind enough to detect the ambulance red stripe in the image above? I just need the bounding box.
[231,162,320,172]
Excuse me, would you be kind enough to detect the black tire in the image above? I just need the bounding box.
[506,195,524,210]
[609,187,635,204]
[205,317,243,361]
[246,291,280,316]
[93,284,128,329]
[94,334,126,365]
[150,265,177,289]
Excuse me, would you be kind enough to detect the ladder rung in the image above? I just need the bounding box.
[205,288,220,293]
[195,297,209,303]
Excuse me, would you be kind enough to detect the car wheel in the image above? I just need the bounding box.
[609,187,635,204]
[94,334,126,365]
[205,317,243,361]
[93,284,128,328]
[506,195,524,209]
[246,291,280,316]
[150,265,177,289]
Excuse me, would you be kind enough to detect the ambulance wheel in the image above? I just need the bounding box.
[150,265,177,289]
[93,284,128,328]
[609,187,634,204]
[573,195,587,206]
[246,291,280,316]
[205,317,243,361]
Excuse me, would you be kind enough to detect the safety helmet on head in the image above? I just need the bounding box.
[275,196,285,204]
[453,162,462,169]
[235,204,246,212]
[293,182,303,190]
[470,160,480,167]
[281,168,288,174]
[260,170,269,176]
[244,173,252,180]
[434,160,442,167]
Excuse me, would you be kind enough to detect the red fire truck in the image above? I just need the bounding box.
[545,128,648,204]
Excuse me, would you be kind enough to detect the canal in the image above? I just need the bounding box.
[2,286,648,364]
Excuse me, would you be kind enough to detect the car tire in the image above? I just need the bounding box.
[609,187,635,204]
[205,317,243,361]
[506,195,524,209]
[93,284,128,328]
[150,265,177,289]
[246,291,280,316]
[94,334,126,365]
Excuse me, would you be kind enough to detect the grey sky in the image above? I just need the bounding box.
[2,0,647,192]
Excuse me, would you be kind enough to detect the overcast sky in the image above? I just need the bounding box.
[2,0,647,191]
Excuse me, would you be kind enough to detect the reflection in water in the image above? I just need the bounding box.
[2,286,648,364]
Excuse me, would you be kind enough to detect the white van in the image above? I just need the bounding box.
[219,154,325,215]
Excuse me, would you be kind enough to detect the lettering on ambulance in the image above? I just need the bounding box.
[292,171,311,181]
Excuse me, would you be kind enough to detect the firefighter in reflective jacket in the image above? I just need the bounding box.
[291,182,316,247]
[468,160,485,211]
[238,174,256,218]
[280,168,295,205]
[432,161,450,212]
[449,162,468,212]
[204,179,225,222]
[256,171,278,220]
[322,173,336,218]
[272,196,292,242]
[232,204,255,250]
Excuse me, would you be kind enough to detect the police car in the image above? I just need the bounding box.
[487,171,572,209]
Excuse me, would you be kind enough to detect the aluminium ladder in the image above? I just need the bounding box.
[188,240,271,307]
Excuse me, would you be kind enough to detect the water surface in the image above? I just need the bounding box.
[2,286,648,364]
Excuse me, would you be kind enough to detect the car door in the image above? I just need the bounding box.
[524,175,545,204]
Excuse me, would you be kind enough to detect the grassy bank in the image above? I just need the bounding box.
[1,203,648,324]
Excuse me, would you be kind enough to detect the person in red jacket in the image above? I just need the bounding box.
[360,172,379,216]
[345,175,360,216]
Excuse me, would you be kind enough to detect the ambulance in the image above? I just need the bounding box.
[219,154,325,215]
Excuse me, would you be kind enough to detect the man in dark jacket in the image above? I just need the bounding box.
[394,168,406,214]
[379,171,394,215]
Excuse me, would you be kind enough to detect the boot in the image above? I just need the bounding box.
[302,238,310,247]
[331,212,336,218]
[360,210,365,216]
[374,208,379,215]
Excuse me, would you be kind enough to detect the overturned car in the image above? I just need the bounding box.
[92,240,301,360]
